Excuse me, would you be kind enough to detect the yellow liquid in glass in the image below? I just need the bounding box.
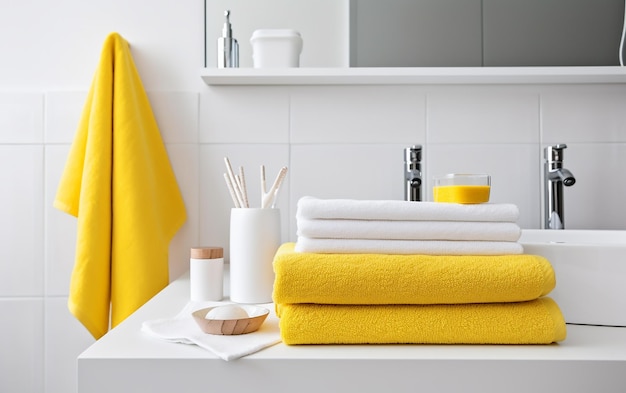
[433,185,490,204]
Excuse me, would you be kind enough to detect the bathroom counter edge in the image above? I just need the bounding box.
[77,271,626,393]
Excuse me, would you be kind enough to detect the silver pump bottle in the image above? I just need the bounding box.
[217,10,239,68]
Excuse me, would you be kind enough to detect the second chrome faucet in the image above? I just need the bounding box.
[544,144,576,229]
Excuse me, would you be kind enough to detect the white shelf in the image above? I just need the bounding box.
[201,66,626,86]
[79,271,626,393]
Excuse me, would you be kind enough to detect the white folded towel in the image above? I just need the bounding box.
[295,237,524,255]
[297,218,521,242]
[141,301,281,361]
[296,197,519,222]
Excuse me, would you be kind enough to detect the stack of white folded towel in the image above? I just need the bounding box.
[295,196,523,255]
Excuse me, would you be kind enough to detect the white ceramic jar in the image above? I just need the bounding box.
[250,29,303,68]
[229,208,281,303]
[189,247,224,301]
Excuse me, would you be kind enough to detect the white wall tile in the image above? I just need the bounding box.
[427,144,541,229]
[560,143,626,229]
[45,91,87,144]
[165,144,200,279]
[0,93,44,143]
[199,144,290,262]
[428,86,540,144]
[200,87,289,143]
[541,85,626,143]
[0,146,44,296]
[289,144,407,241]
[149,91,199,144]
[290,86,425,144]
[0,299,44,393]
[45,145,78,296]
[45,297,94,393]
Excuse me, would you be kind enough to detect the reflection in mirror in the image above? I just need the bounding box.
[349,0,624,67]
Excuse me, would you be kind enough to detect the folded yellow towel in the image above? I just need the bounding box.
[277,298,566,345]
[273,243,555,305]
[54,33,186,339]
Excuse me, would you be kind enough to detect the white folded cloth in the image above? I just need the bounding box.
[141,301,281,361]
[294,237,524,255]
[297,218,521,242]
[296,197,520,222]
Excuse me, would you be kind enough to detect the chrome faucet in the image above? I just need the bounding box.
[404,145,422,201]
[544,144,576,229]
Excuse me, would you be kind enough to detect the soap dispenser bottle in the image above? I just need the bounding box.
[217,10,239,68]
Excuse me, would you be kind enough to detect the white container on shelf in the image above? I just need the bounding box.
[250,29,303,68]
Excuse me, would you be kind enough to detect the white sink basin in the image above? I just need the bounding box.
[519,229,626,327]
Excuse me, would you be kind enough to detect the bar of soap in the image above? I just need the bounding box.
[205,305,249,320]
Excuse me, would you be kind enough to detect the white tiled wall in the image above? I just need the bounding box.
[0,93,44,143]
[541,85,626,143]
[2,80,626,393]
[0,146,44,296]
[0,299,44,393]
[290,85,425,143]
[200,86,290,143]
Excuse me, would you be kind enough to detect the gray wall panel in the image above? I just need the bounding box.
[483,0,624,66]
[351,0,625,67]
[351,0,483,67]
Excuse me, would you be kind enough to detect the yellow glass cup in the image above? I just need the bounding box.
[433,174,491,204]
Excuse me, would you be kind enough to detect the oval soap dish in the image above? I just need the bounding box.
[192,305,269,335]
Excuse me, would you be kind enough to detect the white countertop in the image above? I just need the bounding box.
[78,272,626,393]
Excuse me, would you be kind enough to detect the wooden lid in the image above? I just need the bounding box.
[190,247,223,259]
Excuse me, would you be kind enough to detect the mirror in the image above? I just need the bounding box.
[350,0,623,67]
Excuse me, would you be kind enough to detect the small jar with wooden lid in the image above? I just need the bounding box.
[190,247,224,301]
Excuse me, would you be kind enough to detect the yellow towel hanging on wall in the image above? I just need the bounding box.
[54,33,186,339]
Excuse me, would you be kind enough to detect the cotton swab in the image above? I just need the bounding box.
[224,157,246,207]
[260,165,267,200]
[223,173,241,208]
[262,166,288,208]
[237,166,249,208]
[223,159,287,208]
